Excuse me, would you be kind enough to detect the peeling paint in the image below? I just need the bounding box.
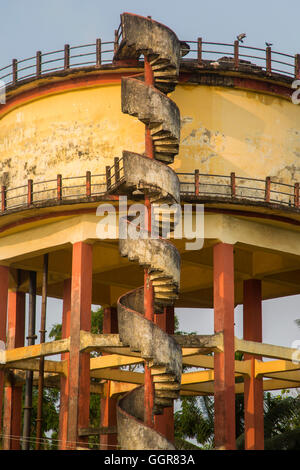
[0,82,299,190]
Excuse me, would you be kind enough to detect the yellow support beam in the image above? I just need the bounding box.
[90,350,222,371]
[235,337,300,361]
[3,359,66,375]
[90,355,143,370]
[255,359,300,376]
[109,382,138,398]
[183,354,251,376]
[3,338,70,364]
[80,331,123,352]
[264,371,300,382]
[181,370,214,384]
[90,368,144,384]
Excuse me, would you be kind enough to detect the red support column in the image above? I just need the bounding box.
[59,278,71,450]
[243,279,264,450]
[67,242,93,449]
[3,289,25,450]
[154,306,175,443]
[100,306,118,450]
[144,266,155,427]
[143,54,156,429]
[213,243,236,450]
[0,266,9,440]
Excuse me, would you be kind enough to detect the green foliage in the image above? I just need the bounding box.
[174,437,202,450]
[48,323,62,341]
[174,396,214,449]
[22,306,104,449]
[91,307,104,335]
[18,311,300,450]
[174,317,300,450]
[21,387,60,449]
[264,392,300,439]
[175,390,300,450]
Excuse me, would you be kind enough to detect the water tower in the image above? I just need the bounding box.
[0,12,300,450]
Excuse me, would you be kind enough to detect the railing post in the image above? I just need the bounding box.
[114,157,120,183]
[197,38,202,65]
[96,39,101,67]
[294,183,299,208]
[57,174,62,201]
[106,166,111,191]
[230,172,236,198]
[1,186,6,212]
[195,169,199,196]
[86,171,91,197]
[295,54,300,80]
[265,177,271,203]
[266,46,272,75]
[234,41,239,70]
[36,51,42,78]
[27,179,33,206]
[114,30,119,54]
[64,44,70,70]
[12,59,17,85]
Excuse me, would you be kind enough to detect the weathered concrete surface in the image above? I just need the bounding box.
[119,237,180,304]
[118,13,181,70]
[121,150,180,203]
[1,82,299,192]
[117,289,181,382]
[117,387,175,450]
[116,13,181,93]
[122,78,180,163]
[172,85,300,189]
[118,13,182,446]
[0,84,144,191]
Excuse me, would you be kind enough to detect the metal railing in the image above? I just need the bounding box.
[0,41,115,87]
[0,36,299,88]
[1,172,106,211]
[182,40,299,79]
[1,164,299,214]
[105,156,124,192]
[178,171,299,207]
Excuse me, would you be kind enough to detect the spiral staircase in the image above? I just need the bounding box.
[113,13,184,450]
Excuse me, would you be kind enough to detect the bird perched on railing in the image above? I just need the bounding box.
[237,33,246,43]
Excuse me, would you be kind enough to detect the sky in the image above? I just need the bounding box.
[1,0,300,350]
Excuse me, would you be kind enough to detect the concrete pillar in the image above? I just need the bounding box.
[143,54,155,428]
[100,306,118,450]
[3,289,25,450]
[59,278,71,450]
[213,243,236,450]
[0,266,9,440]
[154,306,175,442]
[144,266,155,427]
[67,242,92,449]
[243,279,264,450]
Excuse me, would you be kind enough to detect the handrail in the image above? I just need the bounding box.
[0,36,299,89]
[1,166,299,213]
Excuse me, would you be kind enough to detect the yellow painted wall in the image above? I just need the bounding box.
[0,81,299,189]
[0,83,144,188]
[172,84,300,184]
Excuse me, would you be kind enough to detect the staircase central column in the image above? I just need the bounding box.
[144,54,155,428]
[67,241,92,449]
[213,242,236,450]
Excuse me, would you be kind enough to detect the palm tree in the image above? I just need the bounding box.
[175,390,300,450]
